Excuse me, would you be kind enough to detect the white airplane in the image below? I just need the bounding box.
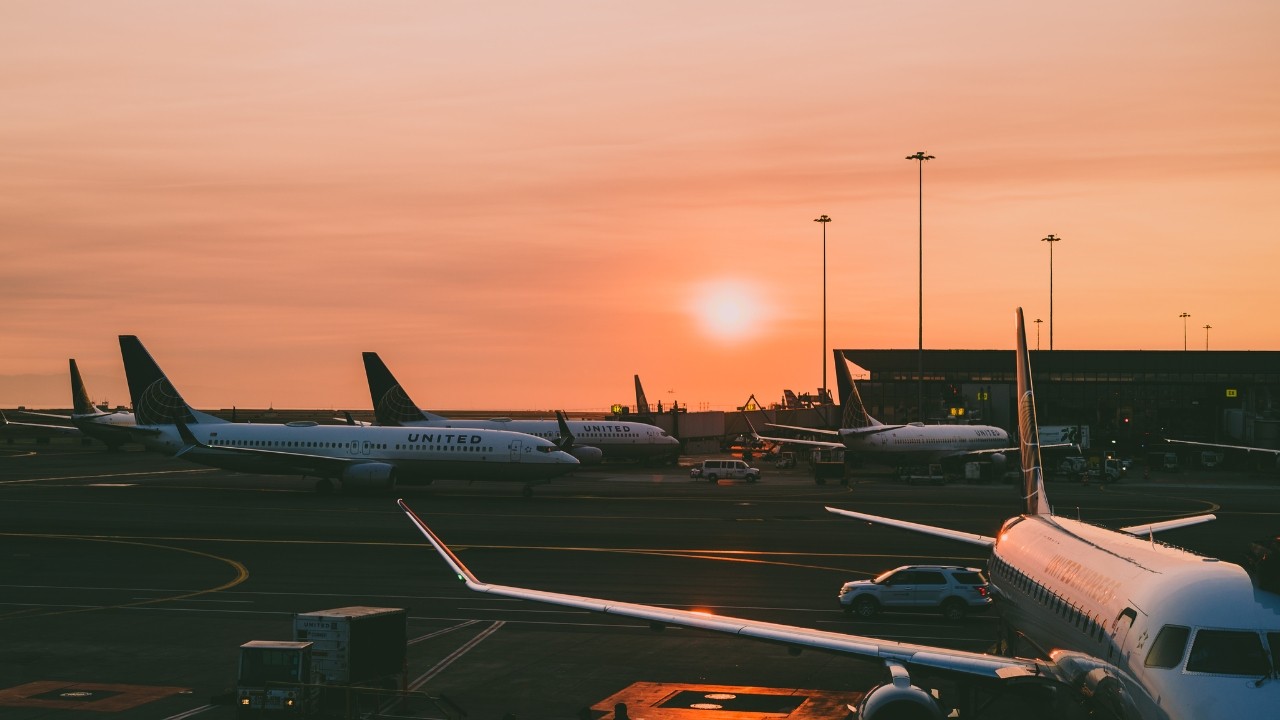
[1,359,140,450]
[399,309,1280,720]
[750,356,1015,468]
[362,352,681,465]
[119,336,578,494]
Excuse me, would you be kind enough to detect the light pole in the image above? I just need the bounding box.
[906,151,934,419]
[1034,318,1043,351]
[1180,312,1191,350]
[1203,324,1212,350]
[814,214,832,397]
[1041,234,1061,350]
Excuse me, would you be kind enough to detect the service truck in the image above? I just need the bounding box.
[235,607,407,717]
[236,641,317,717]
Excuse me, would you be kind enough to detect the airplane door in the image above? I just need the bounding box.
[1110,607,1139,664]
[361,440,372,456]
[509,440,522,462]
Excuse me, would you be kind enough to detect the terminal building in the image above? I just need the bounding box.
[838,348,1280,459]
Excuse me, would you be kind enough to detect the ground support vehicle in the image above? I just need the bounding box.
[690,459,760,483]
[235,641,318,717]
[235,607,409,718]
[838,565,992,621]
[809,447,847,485]
[901,463,945,485]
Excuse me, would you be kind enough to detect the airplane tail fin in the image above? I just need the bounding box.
[118,336,200,426]
[634,375,653,418]
[1016,309,1051,516]
[362,352,445,426]
[836,353,880,429]
[69,359,98,416]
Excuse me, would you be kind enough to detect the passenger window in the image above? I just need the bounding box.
[953,572,985,585]
[1186,630,1270,675]
[915,572,946,585]
[1144,625,1190,668]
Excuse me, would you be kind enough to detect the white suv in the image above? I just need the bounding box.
[690,459,761,483]
[838,565,991,620]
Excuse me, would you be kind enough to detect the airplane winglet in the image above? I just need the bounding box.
[173,417,205,449]
[398,499,485,589]
[554,411,575,451]
[0,410,8,426]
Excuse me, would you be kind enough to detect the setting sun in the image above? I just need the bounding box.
[690,279,768,343]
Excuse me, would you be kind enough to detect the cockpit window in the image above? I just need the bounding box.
[1186,630,1271,676]
[536,446,552,453]
[1144,625,1190,668]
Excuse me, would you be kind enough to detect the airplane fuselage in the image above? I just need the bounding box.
[143,422,579,483]
[990,514,1280,719]
[402,418,680,462]
[841,424,1009,466]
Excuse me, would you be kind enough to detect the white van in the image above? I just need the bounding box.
[690,459,761,483]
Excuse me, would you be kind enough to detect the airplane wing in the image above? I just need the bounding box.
[767,422,901,438]
[397,499,1042,682]
[765,423,843,437]
[1,413,80,432]
[1166,438,1280,456]
[826,506,996,548]
[17,410,75,420]
[1119,515,1217,536]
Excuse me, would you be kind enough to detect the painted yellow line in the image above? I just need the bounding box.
[0,534,248,622]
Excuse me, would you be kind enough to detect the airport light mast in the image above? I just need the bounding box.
[1203,323,1212,350]
[1180,312,1191,351]
[906,151,934,420]
[814,214,832,399]
[1034,318,1043,351]
[1041,234,1060,350]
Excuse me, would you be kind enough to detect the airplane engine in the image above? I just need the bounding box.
[341,462,398,491]
[989,453,1007,466]
[1047,651,1145,720]
[855,663,943,720]
[570,446,604,464]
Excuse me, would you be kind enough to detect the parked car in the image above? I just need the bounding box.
[690,459,761,483]
[838,565,992,620]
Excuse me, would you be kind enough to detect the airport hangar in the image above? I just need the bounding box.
[643,349,1280,462]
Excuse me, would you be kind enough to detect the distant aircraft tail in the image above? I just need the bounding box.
[362,352,446,426]
[1016,308,1051,516]
[634,375,652,418]
[835,354,880,429]
[118,336,221,426]
[68,359,99,416]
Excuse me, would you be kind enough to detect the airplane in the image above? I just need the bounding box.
[118,336,579,494]
[398,309,1280,720]
[1,359,140,450]
[362,352,681,464]
[750,355,1016,469]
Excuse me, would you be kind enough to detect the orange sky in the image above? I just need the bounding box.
[3,2,1279,411]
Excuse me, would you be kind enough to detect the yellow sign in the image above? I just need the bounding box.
[1226,389,1237,398]
[610,403,624,414]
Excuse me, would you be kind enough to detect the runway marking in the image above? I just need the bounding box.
[0,468,217,485]
[408,620,505,691]
[0,534,248,622]
[407,619,483,645]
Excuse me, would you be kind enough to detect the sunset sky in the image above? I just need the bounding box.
[3,1,1279,412]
